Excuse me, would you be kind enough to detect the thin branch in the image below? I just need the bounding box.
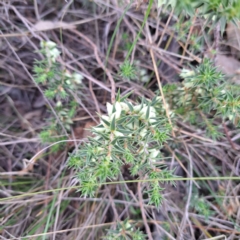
[69,29,116,103]
[138,182,153,240]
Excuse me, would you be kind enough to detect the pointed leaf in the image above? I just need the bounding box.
[120,91,134,101]
[116,88,121,101]
[101,117,110,127]
[146,104,150,119]
[125,101,134,111]
[220,16,227,36]
[111,115,116,131]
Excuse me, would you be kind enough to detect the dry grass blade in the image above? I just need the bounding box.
[0,0,240,239]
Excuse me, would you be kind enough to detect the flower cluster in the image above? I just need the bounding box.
[180,59,240,123]
[162,58,240,140]
[40,40,60,63]
[34,41,83,144]
[68,93,176,207]
[34,41,83,100]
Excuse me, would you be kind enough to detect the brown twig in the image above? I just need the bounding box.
[151,54,175,137]
[69,29,116,103]
[180,10,198,65]
[137,181,153,240]
[223,122,236,150]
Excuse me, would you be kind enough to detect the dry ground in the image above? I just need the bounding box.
[0,1,240,239]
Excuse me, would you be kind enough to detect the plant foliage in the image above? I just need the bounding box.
[68,92,176,208]
[34,41,83,145]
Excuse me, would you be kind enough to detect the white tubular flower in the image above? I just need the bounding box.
[120,102,130,112]
[66,79,71,85]
[180,68,194,78]
[114,131,124,137]
[106,102,113,116]
[140,69,147,76]
[125,222,133,230]
[114,102,122,119]
[149,149,160,159]
[41,41,60,62]
[169,111,174,117]
[139,105,148,117]
[149,117,156,124]
[102,115,110,122]
[109,102,122,121]
[40,40,55,49]
[141,75,149,83]
[196,88,203,94]
[107,102,122,119]
[56,101,62,107]
[96,147,104,151]
[133,104,143,112]
[140,105,156,121]
[72,73,83,84]
[140,69,149,83]
[45,41,57,49]
[183,80,194,88]
[49,48,60,62]
[64,71,72,78]
[149,108,156,123]
[228,114,234,121]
